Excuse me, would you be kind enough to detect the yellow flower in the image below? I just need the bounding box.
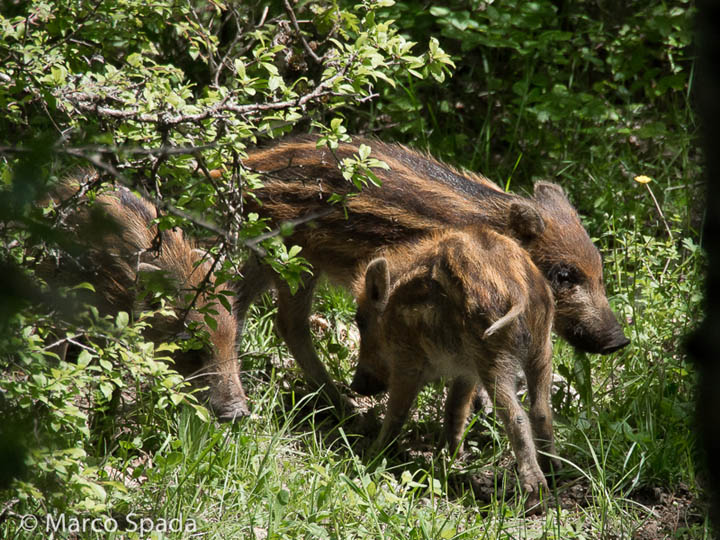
[634,175,652,184]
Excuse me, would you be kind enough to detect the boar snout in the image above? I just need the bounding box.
[559,308,630,355]
[593,308,630,354]
[209,395,251,422]
[351,366,387,396]
[601,332,630,354]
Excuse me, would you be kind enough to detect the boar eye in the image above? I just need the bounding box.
[552,265,581,288]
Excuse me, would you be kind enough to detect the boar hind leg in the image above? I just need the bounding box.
[275,278,351,414]
[444,378,477,456]
[370,368,424,456]
[524,339,559,474]
[480,366,548,511]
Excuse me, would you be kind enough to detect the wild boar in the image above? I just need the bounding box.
[41,172,248,421]
[234,136,628,413]
[350,228,556,510]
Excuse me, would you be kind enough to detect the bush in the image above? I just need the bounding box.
[0,0,452,519]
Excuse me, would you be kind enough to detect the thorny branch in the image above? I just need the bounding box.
[62,59,353,127]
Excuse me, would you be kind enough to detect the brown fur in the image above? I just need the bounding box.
[351,228,557,511]
[233,136,628,413]
[40,172,248,420]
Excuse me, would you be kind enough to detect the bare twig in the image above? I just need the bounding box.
[49,146,341,260]
[62,58,352,126]
[66,337,95,352]
[178,238,226,323]
[213,5,245,87]
[42,333,84,351]
[283,0,321,64]
[62,148,232,241]
[0,498,19,520]
[257,5,269,27]
[0,142,218,157]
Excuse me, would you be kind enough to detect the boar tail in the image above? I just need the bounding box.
[483,300,525,339]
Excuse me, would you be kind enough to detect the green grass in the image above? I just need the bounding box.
[0,263,709,538]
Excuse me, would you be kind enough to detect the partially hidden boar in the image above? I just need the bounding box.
[237,136,629,412]
[42,172,248,420]
[351,228,556,510]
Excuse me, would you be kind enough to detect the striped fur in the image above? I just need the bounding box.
[42,173,248,420]
[351,228,556,511]
[234,136,629,413]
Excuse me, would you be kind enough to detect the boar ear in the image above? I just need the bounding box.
[533,181,571,205]
[138,262,162,273]
[509,201,546,242]
[365,257,390,310]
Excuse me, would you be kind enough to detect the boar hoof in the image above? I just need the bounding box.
[213,399,251,422]
[522,476,550,516]
[523,495,546,516]
[337,394,358,415]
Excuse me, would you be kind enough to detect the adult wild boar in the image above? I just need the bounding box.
[235,136,629,411]
[42,172,247,420]
[351,228,556,510]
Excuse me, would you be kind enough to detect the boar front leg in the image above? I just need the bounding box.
[208,358,251,421]
[525,338,559,474]
[275,278,352,415]
[370,367,424,456]
[480,364,548,512]
[444,377,477,456]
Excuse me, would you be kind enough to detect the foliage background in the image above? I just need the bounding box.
[0,0,706,538]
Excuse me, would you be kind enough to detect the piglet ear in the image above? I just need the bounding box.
[509,201,545,242]
[533,181,579,220]
[533,181,567,200]
[365,257,390,311]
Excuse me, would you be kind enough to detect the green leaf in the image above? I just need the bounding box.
[77,350,93,367]
[126,52,143,67]
[164,451,183,467]
[288,245,302,258]
[99,359,113,371]
[116,311,129,329]
[267,75,283,92]
[204,313,218,331]
[99,381,114,400]
[358,144,371,160]
[276,488,290,505]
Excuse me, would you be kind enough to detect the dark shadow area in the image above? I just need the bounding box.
[688,1,720,537]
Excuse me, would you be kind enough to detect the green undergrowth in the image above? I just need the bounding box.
[0,258,708,538]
